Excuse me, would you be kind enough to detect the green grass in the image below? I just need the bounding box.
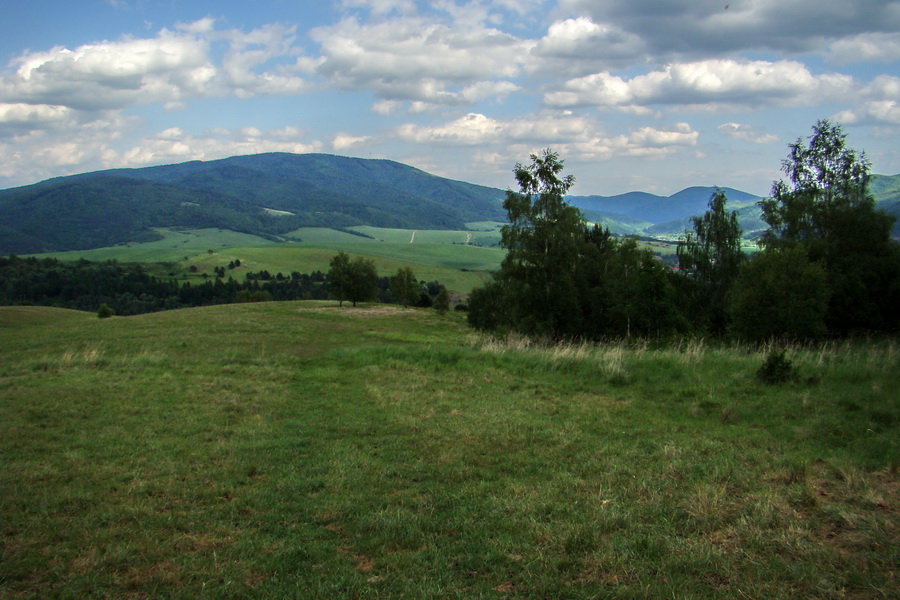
[33,228,279,263]
[1,304,897,599]
[27,226,504,293]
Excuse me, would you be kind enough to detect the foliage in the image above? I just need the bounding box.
[344,255,379,307]
[390,267,420,307]
[0,254,453,315]
[756,347,799,384]
[497,149,584,338]
[758,119,900,333]
[728,246,829,342]
[676,188,744,334]
[96,303,115,319]
[433,287,451,314]
[327,250,353,307]
[470,151,688,340]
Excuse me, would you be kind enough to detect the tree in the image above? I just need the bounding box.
[759,119,899,332]
[496,149,585,338]
[346,256,378,307]
[728,247,829,342]
[328,250,352,307]
[434,287,451,314]
[676,188,744,334]
[390,267,420,307]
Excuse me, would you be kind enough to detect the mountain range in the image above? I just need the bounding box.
[0,152,897,254]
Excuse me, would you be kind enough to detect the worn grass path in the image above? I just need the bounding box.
[1,303,897,598]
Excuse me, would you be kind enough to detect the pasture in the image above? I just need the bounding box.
[1,303,896,599]
[28,225,507,293]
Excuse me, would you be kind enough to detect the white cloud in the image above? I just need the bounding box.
[0,19,313,113]
[332,132,371,151]
[717,122,779,144]
[394,111,699,162]
[310,16,531,105]
[544,59,855,110]
[833,76,900,126]
[0,103,73,134]
[531,17,645,73]
[827,33,900,64]
[629,122,698,147]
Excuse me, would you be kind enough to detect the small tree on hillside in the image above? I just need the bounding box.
[390,267,420,307]
[346,257,378,307]
[328,250,352,307]
[434,287,451,314]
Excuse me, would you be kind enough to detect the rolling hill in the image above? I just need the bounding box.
[0,153,507,254]
[1,153,897,255]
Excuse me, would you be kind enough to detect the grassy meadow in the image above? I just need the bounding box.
[30,225,507,293]
[1,302,897,599]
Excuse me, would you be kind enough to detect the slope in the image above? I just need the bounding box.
[0,153,507,254]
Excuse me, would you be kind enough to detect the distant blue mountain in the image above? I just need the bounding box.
[566,186,762,224]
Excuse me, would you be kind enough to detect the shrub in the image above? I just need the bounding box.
[97,303,115,319]
[756,348,798,384]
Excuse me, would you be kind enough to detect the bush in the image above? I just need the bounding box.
[756,348,797,384]
[97,303,115,319]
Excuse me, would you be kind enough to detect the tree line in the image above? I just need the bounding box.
[468,121,899,342]
[0,256,450,316]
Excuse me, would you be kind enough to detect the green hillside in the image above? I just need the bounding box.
[1,303,896,598]
[0,153,507,254]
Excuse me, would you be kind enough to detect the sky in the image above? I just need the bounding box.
[1,0,898,197]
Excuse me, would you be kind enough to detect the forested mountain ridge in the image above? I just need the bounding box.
[1,153,897,255]
[0,153,507,254]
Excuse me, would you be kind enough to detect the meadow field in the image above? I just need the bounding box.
[1,302,897,599]
[30,225,507,293]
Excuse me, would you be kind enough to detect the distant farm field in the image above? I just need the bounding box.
[29,225,507,293]
[1,303,897,599]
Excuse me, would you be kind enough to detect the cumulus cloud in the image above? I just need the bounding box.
[310,16,531,106]
[0,103,73,135]
[115,126,322,167]
[0,19,313,114]
[717,122,779,144]
[332,132,371,151]
[559,0,900,60]
[544,59,855,110]
[394,111,699,163]
[827,32,900,64]
[832,76,900,126]
[531,17,645,73]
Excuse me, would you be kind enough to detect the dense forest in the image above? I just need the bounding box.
[0,256,447,316]
[468,121,900,341]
